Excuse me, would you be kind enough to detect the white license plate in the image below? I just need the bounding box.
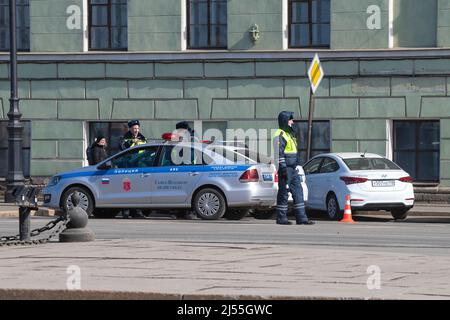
[262,173,273,181]
[372,180,395,187]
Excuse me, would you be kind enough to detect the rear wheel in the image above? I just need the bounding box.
[326,193,343,221]
[193,188,227,220]
[224,209,249,220]
[391,208,409,220]
[61,186,94,217]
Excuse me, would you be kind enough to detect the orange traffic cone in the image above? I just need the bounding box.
[339,195,355,223]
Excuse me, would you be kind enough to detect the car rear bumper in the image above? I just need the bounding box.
[352,203,414,211]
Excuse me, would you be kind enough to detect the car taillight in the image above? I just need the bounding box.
[399,176,413,183]
[239,169,259,182]
[340,176,368,185]
[274,171,279,183]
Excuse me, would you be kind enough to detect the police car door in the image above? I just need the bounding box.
[95,146,158,206]
[152,145,203,205]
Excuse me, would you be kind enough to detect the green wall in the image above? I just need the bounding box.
[331,0,389,49]
[438,0,450,47]
[228,0,283,50]
[394,0,437,47]
[1,58,450,186]
[30,0,84,52]
[128,0,182,51]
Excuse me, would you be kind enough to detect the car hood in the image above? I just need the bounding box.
[57,165,97,178]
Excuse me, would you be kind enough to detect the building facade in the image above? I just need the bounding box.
[0,0,449,189]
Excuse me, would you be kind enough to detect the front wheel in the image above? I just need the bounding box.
[326,193,343,221]
[391,208,410,221]
[61,186,94,217]
[193,188,227,220]
[224,209,249,220]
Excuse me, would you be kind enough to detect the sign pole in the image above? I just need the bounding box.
[306,87,314,161]
[306,54,324,162]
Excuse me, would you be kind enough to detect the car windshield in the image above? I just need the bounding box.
[209,147,271,165]
[343,158,401,171]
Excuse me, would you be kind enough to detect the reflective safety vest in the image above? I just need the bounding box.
[124,138,147,153]
[272,129,298,154]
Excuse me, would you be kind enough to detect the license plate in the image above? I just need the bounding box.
[372,180,394,187]
[262,173,273,181]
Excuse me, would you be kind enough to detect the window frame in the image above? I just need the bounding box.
[88,0,127,51]
[0,0,30,52]
[393,120,440,183]
[288,0,330,49]
[187,0,227,50]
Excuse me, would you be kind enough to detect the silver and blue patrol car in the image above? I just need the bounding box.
[42,141,278,220]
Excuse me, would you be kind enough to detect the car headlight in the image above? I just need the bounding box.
[47,176,61,187]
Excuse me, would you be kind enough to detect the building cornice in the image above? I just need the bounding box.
[1,49,450,62]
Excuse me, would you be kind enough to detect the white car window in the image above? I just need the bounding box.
[304,158,323,175]
[343,158,401,171]
[320,157,340,173]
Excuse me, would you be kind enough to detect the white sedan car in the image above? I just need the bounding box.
[303,153,414,220]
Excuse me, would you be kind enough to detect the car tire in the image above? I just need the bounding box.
[391,208,409,221]
[61,186,94,217]
[326,193,343,221]
[224,209,249,220]
[93,208,120,219]
[193,188,227,220]
[253,209,275,220]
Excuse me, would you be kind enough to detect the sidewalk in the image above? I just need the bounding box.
[0,203,56,218]
[1,239,450,300]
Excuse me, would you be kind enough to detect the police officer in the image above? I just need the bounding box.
[120,120,147,150]
[273,111,314,225]
[120,120,147,219]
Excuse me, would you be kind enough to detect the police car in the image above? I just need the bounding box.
[42,136,279,220]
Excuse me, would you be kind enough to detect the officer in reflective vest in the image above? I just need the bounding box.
[120,120,147,151]
[273,111,314,225]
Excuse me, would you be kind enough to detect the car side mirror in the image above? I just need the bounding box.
[98,160,112,170]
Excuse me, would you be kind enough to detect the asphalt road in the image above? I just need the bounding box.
[2,213,450,256]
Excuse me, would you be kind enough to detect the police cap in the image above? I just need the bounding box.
[128,120,140,128]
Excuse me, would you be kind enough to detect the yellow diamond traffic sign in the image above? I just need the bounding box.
[308,54,324,94]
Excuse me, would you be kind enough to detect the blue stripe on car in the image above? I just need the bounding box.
[60,165,252,180]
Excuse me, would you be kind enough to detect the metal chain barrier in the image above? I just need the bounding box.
[0,214,70,247]
[0,186,71,247]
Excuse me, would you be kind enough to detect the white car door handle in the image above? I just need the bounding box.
[141,173,151,178]
[189,172,200,176]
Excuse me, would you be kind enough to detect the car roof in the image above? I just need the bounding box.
[313,152,384,160]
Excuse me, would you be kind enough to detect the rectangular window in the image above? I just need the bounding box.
[187,0,227,49]
[294,120,331,164]
[289,0,330,48]
[0,120,31,178]
[393,120,440,183]
[89,0,127,51]
[0,0,30,51]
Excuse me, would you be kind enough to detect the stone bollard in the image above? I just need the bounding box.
[59,191,95,242]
